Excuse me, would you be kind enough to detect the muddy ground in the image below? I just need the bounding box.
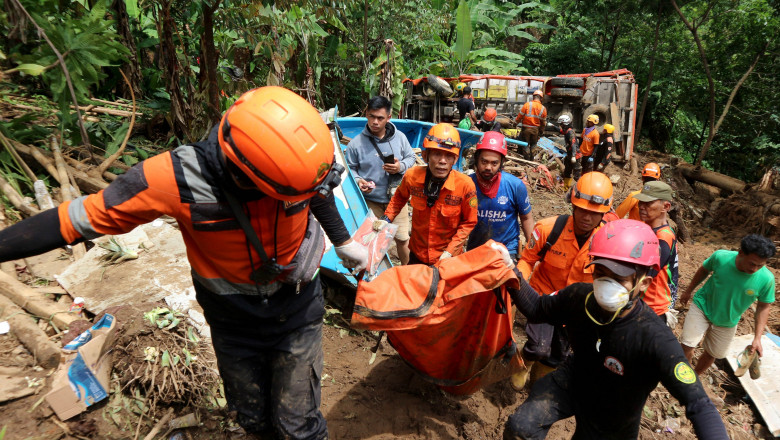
[1,150,779,439]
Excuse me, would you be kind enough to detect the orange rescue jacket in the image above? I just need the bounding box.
[57,144,311,295]
[516,100,547,127]
[517,215,600,294]
[580,128,600,157]
[385,166,477,264]
[643,225,678,315]
[615,190,641,220]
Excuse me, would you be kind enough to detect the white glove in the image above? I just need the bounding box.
[439,251,452,261]
[335,240,368,272]
[372,219,389,231]
[664,309,679,329]
[490,242,514,268]
[570,156,576,164]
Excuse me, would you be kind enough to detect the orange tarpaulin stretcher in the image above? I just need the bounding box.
[351,241,525,395]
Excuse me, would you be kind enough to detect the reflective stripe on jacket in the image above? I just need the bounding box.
[518,215,600,294]
[644,225,678,315]
[384,166,477,264]
[516,101,547,127]
[58,143,311,296]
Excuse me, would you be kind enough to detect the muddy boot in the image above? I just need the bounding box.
[563,178,573,191]
[528,363,556,388]
[521,145,531,160]
[510,360,534,391]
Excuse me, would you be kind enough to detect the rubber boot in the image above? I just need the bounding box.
[528,363,556,388]
[521,145,531,160]
[563,178,573,191]
[510,360,534,391]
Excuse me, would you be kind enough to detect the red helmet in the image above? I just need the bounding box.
[475,131,507,157]
[219,87,341,202]
[483,107,497,122]
[642,163,661,180]
[589,219,660,274]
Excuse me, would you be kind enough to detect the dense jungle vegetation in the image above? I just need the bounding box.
[0,0,778,192]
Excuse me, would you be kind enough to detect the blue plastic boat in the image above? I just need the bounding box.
[319,113,528,288]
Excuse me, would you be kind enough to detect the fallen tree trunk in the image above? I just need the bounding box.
[12,142,109,194]
[676,161,747,193]
[753,191,780,216]
[0,295,61,368]
[8,100,142,118]
[0,270,77,331]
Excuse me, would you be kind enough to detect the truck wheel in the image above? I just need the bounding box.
[583,104,610,127]
[550,77,585,88]
[427,75,453,96]
[551,88,583,98]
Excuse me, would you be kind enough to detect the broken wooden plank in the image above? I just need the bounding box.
[505,154,543,167]
[0,270,77,330]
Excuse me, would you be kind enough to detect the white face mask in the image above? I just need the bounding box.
[592,277,631,312]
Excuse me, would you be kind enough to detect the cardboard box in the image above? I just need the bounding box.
[45,314,117,420]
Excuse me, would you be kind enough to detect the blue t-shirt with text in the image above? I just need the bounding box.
[467,171,532,254]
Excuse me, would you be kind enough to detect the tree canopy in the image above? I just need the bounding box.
[1,0,778,183]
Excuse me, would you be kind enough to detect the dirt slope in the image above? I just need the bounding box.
[0,151,778,439]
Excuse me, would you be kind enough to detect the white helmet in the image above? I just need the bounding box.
[557,114,572,125]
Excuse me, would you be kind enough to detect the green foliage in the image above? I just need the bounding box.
[453,1,473,66]
[20,1,129,113]
[1,0,777,182]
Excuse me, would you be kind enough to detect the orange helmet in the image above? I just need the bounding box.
[219,87,342,202]
[642,163,661,180]
[571,172,613,213]
[423,123,461,157]
[483,107,497,122]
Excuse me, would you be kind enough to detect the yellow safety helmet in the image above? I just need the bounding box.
[603,123,615,134]
[587,114,600,124]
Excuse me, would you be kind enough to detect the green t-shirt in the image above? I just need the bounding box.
[693,250,776,328]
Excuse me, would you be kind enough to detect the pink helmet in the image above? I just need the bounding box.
[588,219,660,275]
[475,131,508,157]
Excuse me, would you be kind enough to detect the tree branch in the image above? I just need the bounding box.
[671,0,716,166]
[9,0,96,165]
[97,70,136,175]
[714,41,768,133]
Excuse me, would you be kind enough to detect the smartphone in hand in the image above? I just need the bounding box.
[382,154,395,164]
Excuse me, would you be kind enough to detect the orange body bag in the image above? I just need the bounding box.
[351,241,525,395]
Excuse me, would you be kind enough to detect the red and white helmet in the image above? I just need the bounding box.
[589,219,660,275]
[475,131,508,157]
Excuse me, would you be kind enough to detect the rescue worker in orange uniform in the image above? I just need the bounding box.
[516,89,547,159]
[615,162,661,220]
[475,107,502,133]
[594,123,615,171]
[0,87,369,439]
[376,123,478,265]
[580,114,601,174]
[512,172,614,389]
[635,181,679,327]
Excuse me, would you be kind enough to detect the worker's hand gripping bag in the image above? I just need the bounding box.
[351,240,525,395]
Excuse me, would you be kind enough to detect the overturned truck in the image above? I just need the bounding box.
[402,69,638,161]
